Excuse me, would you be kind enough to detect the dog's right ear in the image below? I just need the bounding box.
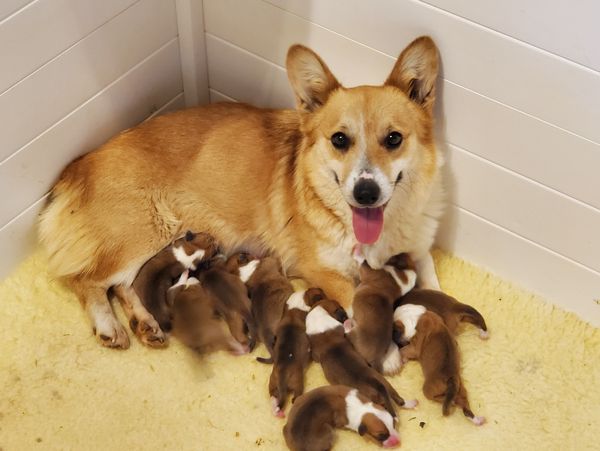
[286,44,341,112]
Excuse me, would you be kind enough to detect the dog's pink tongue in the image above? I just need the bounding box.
[352,207,384,244]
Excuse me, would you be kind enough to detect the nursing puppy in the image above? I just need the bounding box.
[39,37,444,349]
[245,256,294,361]
[396,289,488,338]
[120,231,218,346]
[306,299,416,418]
[166,275,247,355]
[284,385,399,451]
[394,306,485,425]
[266,288,326,418]
[347,253,416,373]
[195,252,257,351]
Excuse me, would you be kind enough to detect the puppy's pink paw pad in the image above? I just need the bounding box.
[479,330,490,340]
[471,416,486,426]
[403,399,418,409]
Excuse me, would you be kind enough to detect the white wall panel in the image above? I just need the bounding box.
[422,0,600,72]
[257,0,600,144]
[438,206,600,327]
[0,0,31,21]
[0,0,177,163]
[0,0,138,94]
[209,88,236,103]
[0,39,183,228]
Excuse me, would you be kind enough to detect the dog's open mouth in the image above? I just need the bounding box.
[351,206,385,244]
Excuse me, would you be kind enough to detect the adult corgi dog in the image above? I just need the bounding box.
[39,37,444,348]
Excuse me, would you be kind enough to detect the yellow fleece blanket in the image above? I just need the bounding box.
[0,250,598,450]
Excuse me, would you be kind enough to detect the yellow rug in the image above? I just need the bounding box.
[0,249,598,451]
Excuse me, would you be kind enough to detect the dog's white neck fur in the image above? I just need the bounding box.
[394,304,426,341]
[305,306,341,336]
[344,389,395,434]
[172,246,205,270]
[383,266,417,296]
[286,290,310,312]
[238,259,259,283]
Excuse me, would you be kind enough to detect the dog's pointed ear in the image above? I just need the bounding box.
[357,422,367,436]
[385,36,439,113]
[286,44,341,112]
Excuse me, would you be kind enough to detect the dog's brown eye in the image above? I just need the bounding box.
[331,132,349,150]
[384,131,403,149]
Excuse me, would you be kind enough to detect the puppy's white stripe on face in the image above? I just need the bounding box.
[238,259,260,283]
[393,304,426,341]
[383,266,417,296]
[172,246,205,270]
[344,389,396,436]
[305,306,342,336]
[286,290,309,312]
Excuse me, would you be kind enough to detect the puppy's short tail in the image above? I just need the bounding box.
[443,377,457,416]
[256,356,274,364]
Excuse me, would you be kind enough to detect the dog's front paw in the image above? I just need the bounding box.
[94,317,130,349]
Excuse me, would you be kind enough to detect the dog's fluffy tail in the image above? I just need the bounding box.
[443,377,457,416]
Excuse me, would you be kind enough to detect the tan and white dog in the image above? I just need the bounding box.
[38,37,444,348]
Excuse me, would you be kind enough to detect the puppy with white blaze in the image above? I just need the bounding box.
[38,36,444,348]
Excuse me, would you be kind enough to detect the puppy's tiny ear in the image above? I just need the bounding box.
[334,308,348,324]
[286,44,341,112]
[385,36,439,113]
[357,423,367,436]
[185,230,196,241]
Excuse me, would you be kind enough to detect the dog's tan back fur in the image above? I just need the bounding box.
[39,37,444,346]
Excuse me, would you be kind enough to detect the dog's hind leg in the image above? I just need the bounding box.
[113,285,166,348]
[67,278,130,349]
[454,385,486,426]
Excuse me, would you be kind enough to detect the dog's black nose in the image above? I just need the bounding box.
[353,180,380,206]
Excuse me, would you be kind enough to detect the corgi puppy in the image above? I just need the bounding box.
[245,257,295,361]
[283,385,400,450]
[306,299,416,418]
[39,37,444,348]
[195,252,257,351]
[393,307,485,425]
[347,253,416,373]
[396,289,488,338]
[113,231,218,347]
[266,288,325,418]
[166,275,247,355]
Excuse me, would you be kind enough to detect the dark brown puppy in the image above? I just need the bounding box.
[166,276,247,355]
[132,231,218,332]
[196,252,257,352]
[244,256,294,360]
[267,288,325,418]
[283,385,400,451]
[306,299,416,419]
[395,289,488,339]
[347,253,417,374]
[394,307,485,425]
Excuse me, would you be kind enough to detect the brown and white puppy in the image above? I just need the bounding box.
[244,256,295,361]
[39,37,444,349]
[347,253,416,374]
[393,306,485,425]
[396,289,488,339]
[283,385,400,450]
[166,275,247,355]
[266,287,326,418]
[306,299,416,418]
[195,252,258,352]
[120,231,218,345]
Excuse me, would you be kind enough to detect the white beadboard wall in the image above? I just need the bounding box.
[0,0,209,277]
[202,0,600,325]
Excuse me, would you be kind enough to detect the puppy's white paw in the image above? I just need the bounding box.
[479,329,490,340]
[94,316,130,349]
[270,396,285,418]
[382,343,402,375]
[402,399,418,409]
[471,415,486,426]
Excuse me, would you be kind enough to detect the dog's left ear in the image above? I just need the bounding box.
[357,423,367,436]
[385,36,439,113]
[286,44,341,112]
